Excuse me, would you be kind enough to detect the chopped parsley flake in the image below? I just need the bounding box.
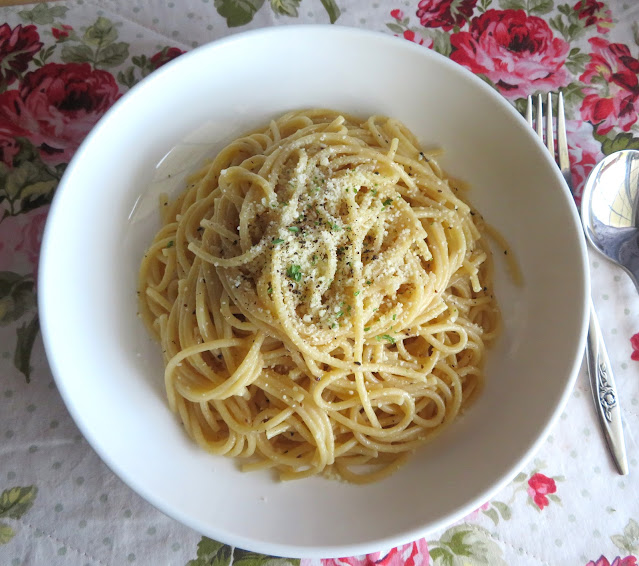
[166,240,174,248]
[288,226,300,233]
[272,238,284,244]
[364,326,371,332]
[354,291,360,296]
[286,264,302,282]
[383,198,393,206]
[377,334,396,345]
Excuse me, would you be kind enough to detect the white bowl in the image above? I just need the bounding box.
[39,26,589,558]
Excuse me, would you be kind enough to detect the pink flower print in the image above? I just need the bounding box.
[417,0,477,31]
[630,333,639,361]
[0,206,49,277]
[402,30,429,46]
[16,206,49,267]
[527,472,557,509]
[464,501,491,521]
[0,62,120,165]
[317,539,429,566]
[390,9,405,20]
[150,46,186,70]
[565,119,604,205]
[449,9,570,99]
[573,0,613,34]
[579,38,639,135]
[0,23,42,87]
[585,556,638,566]
[52,24,73,41]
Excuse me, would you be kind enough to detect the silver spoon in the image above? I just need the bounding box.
[582,149,639,291]
[581,150,639,475]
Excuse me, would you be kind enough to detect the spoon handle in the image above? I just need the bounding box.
[586,298,628,475]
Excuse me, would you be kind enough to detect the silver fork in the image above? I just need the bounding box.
[526,93,628,476]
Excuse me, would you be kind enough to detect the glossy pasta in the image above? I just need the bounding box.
[138,109,501,483]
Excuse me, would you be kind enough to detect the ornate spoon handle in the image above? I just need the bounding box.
[586,298,628,475]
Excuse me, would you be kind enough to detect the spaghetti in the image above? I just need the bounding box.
[138,109,501,483]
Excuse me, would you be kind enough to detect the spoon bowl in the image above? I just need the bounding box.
[582,149,639,290]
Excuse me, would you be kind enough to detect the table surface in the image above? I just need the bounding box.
[1,1,639,565]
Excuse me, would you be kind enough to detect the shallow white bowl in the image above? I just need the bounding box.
[39,26,589,558]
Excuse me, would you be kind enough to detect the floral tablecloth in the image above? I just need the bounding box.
[1,0,639,564]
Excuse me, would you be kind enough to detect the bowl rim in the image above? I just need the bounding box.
[38,24,590,558]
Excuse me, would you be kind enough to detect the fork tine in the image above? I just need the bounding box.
[546,92,554,155]
[557,91,571,182]
[525,95,533,127]
[536,93,544,141]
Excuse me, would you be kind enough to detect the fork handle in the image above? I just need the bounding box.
[586,298,628,475]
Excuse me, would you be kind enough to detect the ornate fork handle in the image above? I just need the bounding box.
[586,297,628,475]
[527,93,628,476]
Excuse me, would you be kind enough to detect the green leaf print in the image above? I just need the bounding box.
[430,546,454,566]
[118,67,138,88]
[492,501,512,520]
[270,0,301,17]
[0,273,35,328]
[320,0,341,23]
[96,42,130,68]
[482,507,499,525]
[0,522,15,545]
[214,0,266,27]
[187,537,233,566]
[499,0,526,10]
[18,3,68,24]
[0,154,57,217]
[527,0,554,15]
[611,518,639,554]
[233,548,300,566]
[513,472,527,483]
[386,22,404,34]
[61,43,96,64]
[83,16,118,47]
[429,524,508,566]
[14,314,39,383]
[0,486,38,520]
[600,132,639,155]
[565,48,590,74]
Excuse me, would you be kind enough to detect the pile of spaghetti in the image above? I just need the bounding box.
[138,109,501,483]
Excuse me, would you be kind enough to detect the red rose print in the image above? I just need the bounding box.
[574,0,613,34]
[527,472,557,509]
[15,206,49,268]
[417,0,477,31]
[630,333,639,361]
[0,62,120,165]
[579,38,639,134]
[402,30,429,46]
[463,501,490,521]
[319,539,429,566]
[52,24,73,41]
[0,206,49,277]
[585,556,638,566]
[150,46,186,70]
[0,122,28,167]
[0,23,42,87]
[449,10,570,99]
[391,9,405,20]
